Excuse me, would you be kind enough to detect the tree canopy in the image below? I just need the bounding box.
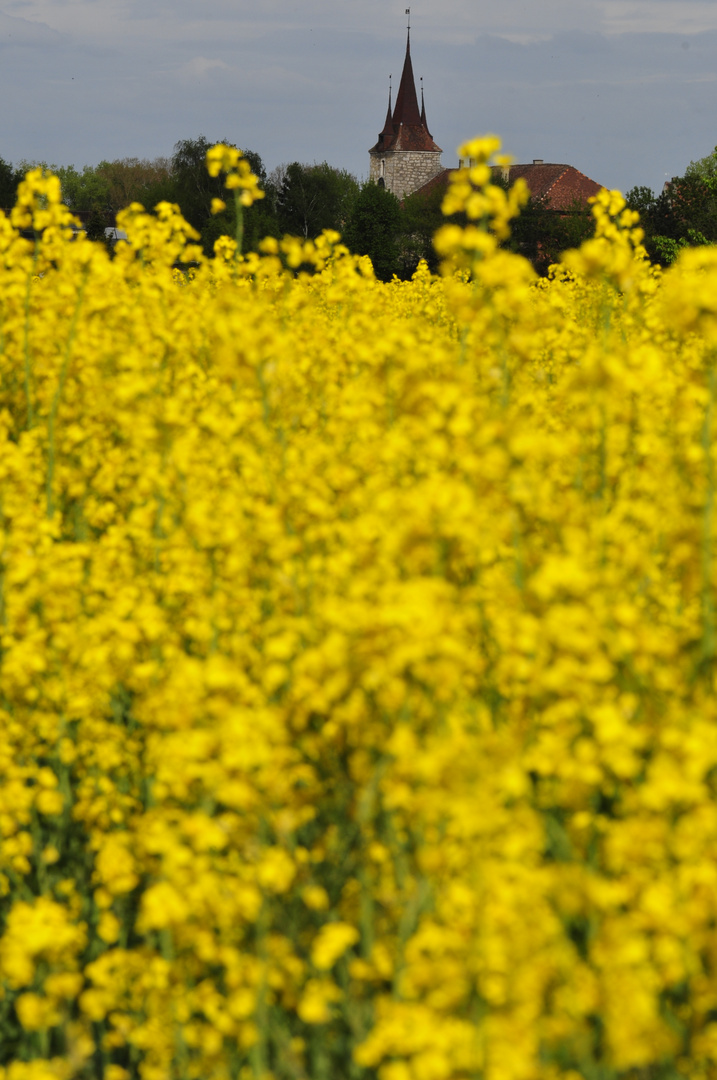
[685,147,717,181]
[399,184,445,277]
[0,157,19,211]
[625,171,717,265]
[171,136,276,255]
[344,181,402,281]
[276,162,359,239]
[96,158,174,214]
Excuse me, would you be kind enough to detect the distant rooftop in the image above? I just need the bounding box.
[411,162,604,210]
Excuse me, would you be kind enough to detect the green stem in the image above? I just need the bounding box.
[234,191,244,265]
[23,257,38,431]
[46,269,89,519]
[701,365,716,665]
[250,900,269,1079]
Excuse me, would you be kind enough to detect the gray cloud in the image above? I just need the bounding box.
[0,9,61,44]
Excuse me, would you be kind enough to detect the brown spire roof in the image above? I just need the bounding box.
[392,30,421,127]
[420,80,430,135]
[369,29,442,155]
[380,84,393,138]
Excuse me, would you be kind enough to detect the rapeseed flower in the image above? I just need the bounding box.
[0,136,716,1080]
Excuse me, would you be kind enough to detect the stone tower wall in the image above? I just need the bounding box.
[369,150,443,200]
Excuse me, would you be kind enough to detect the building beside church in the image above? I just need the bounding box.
[411,160,604,211]
[369,28,443,200]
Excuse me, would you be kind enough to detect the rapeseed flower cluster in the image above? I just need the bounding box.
[0,137,717,1080]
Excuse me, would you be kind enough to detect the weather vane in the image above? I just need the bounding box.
[406,8,411,30]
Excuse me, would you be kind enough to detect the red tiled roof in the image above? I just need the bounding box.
[407,169,454,200]
[409,164,604,209]
[505,164,603,209]
[387,125,442,153]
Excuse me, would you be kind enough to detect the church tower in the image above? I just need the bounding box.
[369,17,443,200]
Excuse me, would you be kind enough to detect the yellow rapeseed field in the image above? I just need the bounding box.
[1,136,717,1080]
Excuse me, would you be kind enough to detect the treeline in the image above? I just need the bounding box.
[625,147,717,264]
[0,135,598,279]
[4,134,717,276]
[1,138,281,258]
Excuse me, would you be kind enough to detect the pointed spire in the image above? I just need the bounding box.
[380,77,393,137]
[392,26,422,127]
[369,15,443,160]
[420,77,430,135]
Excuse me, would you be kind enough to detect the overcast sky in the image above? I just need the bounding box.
[2,0,717,195]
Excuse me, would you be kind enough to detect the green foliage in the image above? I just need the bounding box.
[344,181,402,281]
[171,136,236,253]
[55,165,111,214]
[511,197,596,274]
[398,177,595,279]
[399,185,445,277]
[652,229,710,267]
[4,141,279,257]
[95,158,174,214]
[685,146,717,180]
[0,156,19,210]
[14,158,57,175]
[493,176,595,275]
[624,185,658,219]
[277,162,359,239]
[171,136,275,256]
[626,173,717,265]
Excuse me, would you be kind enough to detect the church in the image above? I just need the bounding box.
[370,23,604,209]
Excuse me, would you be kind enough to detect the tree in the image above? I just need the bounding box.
[622,145,717,264]
[344,181,402,281]
[480,172,595,275]
[685,147,717,181]
[624,185,657,220]
[399,184,445,277]
[13,158,57,175]
[56,165,111,214]
[0,157,19,211]
[397,176,596,280]
[626,174,717,265]
[95,158,174,214]
[171,136,276,255]
[508,196,594,275]
[277,162,359,239]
